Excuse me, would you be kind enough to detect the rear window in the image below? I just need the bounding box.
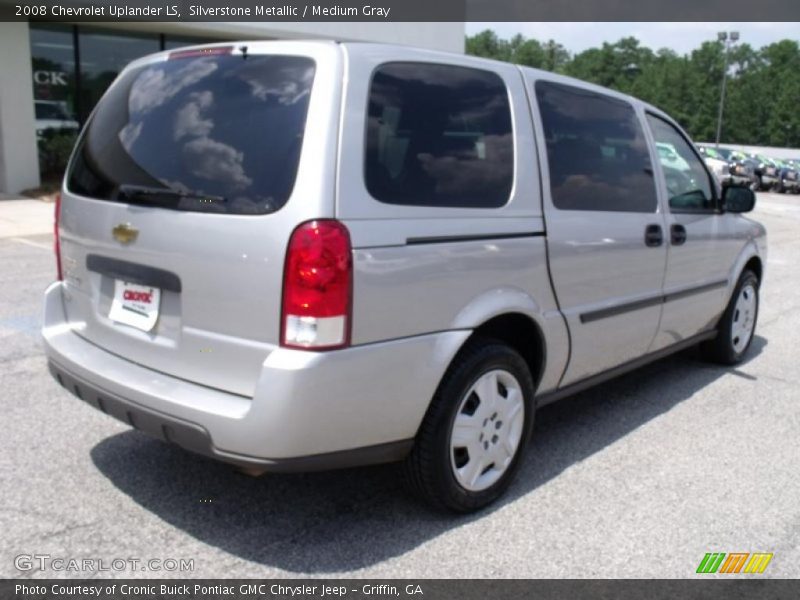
[67,54,315,215]
[365,62,513,209]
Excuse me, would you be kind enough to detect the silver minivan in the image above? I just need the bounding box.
[43,41,766,512]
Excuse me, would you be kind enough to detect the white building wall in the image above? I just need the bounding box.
[0,22,40,194]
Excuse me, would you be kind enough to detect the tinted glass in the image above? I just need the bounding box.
[78,29,160,123]
[68,54,315,215]
[35,103,71,120]
[715,147,733,160]
[535,81,656,213]
[30,25,77,123]
[646,114,714,211]
[365,62,513,208]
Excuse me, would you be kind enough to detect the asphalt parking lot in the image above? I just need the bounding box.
[1,193,798,579]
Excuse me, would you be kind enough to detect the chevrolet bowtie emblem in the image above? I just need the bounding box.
[112,223,139,244]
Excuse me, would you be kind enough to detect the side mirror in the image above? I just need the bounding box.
[722,186,756,213]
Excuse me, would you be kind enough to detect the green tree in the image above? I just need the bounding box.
[465,30,800,146]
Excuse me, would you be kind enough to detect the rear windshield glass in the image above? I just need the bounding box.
[67,54,315,215]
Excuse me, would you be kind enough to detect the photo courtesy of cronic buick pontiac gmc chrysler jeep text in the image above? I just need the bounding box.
[42,41,766,512]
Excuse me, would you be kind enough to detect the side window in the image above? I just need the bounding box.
[365,62,513,208]
[646,114,715,211]
[535,81,657,213]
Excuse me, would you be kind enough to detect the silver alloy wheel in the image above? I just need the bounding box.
[449,369,525,492]
[731,283,757,354]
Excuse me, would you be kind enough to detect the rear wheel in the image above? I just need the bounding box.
[403,340,535,512]
[702,270,759,364]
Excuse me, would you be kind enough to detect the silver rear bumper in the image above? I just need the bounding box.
[42,282,468,470]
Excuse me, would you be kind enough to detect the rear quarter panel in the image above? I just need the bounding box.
[337,45,569,394]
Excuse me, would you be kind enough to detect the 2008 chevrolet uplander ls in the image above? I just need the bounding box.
[43,41,766,512]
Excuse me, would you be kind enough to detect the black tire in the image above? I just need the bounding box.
[403,339,535,513]
[749,175,760,192]
[701,270,759,365]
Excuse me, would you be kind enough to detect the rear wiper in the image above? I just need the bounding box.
[117,184,227,207]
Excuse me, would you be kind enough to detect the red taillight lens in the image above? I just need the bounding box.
[54,193,63,281]
[281,220,352,350]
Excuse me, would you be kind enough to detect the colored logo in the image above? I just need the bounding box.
[696,552,773,574]
[112,223,138,244]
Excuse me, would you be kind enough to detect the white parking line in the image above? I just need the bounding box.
[10,237,51,250]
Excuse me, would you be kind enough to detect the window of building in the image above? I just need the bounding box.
[27,26,239,184]
[365,62,514,209]
[77,29,160,123]
[30,24,77,126]
[535,81,657,213]
[646,114,715,211]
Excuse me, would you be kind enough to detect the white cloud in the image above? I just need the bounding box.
[118,121,142,151]
[129,59,218,114]
[241,64,315,105]
[173,91,214,141]
[182,136,252,190]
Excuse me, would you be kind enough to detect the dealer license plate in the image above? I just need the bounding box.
[108,280,161,332]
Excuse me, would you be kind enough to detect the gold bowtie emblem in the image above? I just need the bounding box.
[112,223,139,244]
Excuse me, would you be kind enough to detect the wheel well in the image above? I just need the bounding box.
[744,256,762,284]
[469,313,545,387]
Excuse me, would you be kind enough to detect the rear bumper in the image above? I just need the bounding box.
[42,282,468,470]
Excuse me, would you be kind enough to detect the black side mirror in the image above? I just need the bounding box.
[722,186,756,213]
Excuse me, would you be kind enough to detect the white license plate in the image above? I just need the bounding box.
[108,280,161,332]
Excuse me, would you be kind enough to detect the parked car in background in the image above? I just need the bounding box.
[42,41,766,512]
[774,159,799,194]
[724,150,759,190]
[752,154,780,191]
[697,145,733,186]
[788,159,800,186]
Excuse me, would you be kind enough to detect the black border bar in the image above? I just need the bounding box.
[4,0,800,21]
[3,579,800,600]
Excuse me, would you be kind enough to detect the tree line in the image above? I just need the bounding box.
[466,30,800,148]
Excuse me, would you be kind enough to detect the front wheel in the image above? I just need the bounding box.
[403,340,535,512]
[702,270,760,364]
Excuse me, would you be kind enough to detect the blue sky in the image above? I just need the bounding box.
[465,22,800,55]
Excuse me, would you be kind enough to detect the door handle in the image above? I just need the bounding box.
[671,224,687,245]
[644,224,663,247]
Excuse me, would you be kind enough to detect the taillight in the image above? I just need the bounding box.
[281,220,352,350]
[168,46,233,60]
[54,193,62,281]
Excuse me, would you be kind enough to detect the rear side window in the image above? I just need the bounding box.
[68,54,315,215]
[365,62,513,209]
[535,81,657,213]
